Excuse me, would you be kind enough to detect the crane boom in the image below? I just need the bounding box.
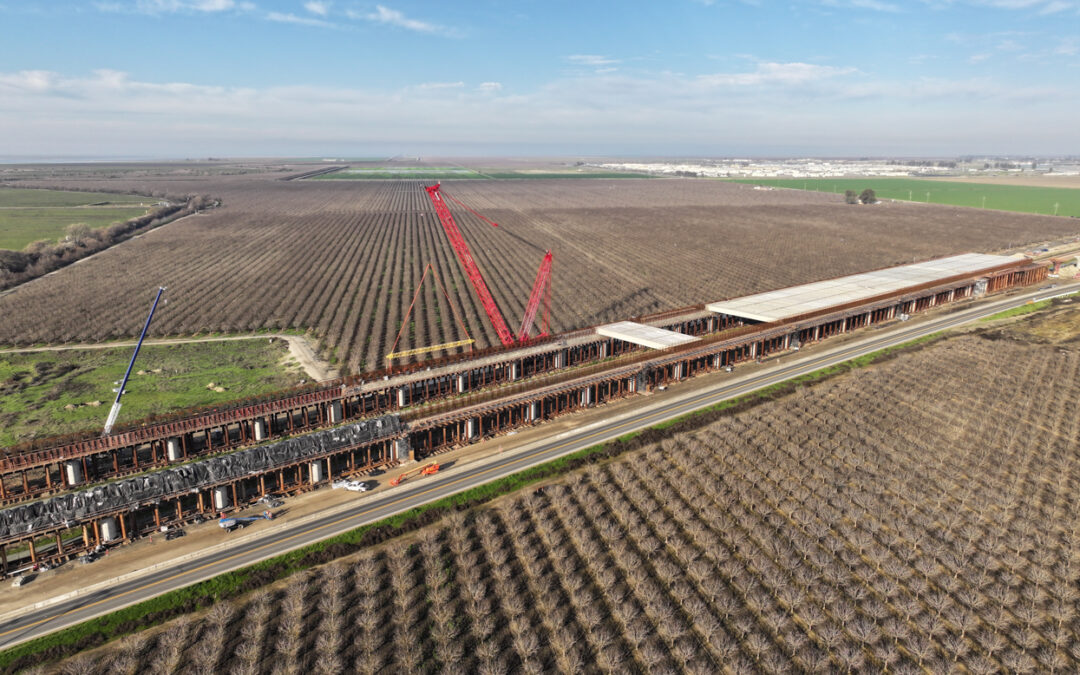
[518,251,552,342]
[425,184,517,347]
[103,286,166,436]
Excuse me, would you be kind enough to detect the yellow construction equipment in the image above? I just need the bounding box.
[386,339,474,361]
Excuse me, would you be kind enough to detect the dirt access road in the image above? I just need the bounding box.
[0,334,340,382]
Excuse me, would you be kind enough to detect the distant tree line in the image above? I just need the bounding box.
[672,170,701,178]
[0,195,214,291]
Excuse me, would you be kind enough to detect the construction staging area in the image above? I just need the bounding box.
[0,251,1048,574]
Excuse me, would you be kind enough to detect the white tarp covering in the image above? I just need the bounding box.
[597,321,700,350]
[706,253,1016,322]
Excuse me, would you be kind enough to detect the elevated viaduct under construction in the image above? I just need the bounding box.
[0,253,1047,573]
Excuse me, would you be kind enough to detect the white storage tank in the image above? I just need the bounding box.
[166,438,183,462]
[64,460,84,486]
[310,461,326,484]
[100,517,120,542]
[212,486,231,510]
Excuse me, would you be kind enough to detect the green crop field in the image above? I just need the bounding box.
[730,177,1080,217]
[0,339,304,446]
[0,188,151,250]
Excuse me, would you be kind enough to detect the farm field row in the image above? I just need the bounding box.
[0,339,305,446]
[1,177,1078,374]
[44,303,1080,673]
[731,177,1080,217]
[310,168,650,180]
[929,174,1080,189]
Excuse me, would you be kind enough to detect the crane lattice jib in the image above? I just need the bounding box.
[425,184,517,347]
[518,250,553,342]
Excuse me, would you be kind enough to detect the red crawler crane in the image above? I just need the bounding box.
[425,183,552,347]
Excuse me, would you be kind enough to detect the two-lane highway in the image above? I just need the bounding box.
[0,282,1072,651]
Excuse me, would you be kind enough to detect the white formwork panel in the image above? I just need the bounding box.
[596,321,701,350]
[706,253,1016,322]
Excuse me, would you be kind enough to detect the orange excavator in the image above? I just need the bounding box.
[390,462,440,487]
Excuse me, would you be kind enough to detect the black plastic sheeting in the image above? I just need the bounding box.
[0,415,404,540]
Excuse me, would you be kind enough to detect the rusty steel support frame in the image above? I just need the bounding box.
[404,266,1048,462]
[0,435,401,570]
[0,260,1048,510]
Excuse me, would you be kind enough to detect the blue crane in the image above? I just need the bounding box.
[102,286,166,436]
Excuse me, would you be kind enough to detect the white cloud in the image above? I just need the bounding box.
[304,1,329,16]
[413,81,465,90]
[566,54,621,66]
[822,0,902,11]
[0,70,56,93]
[697,62,857,87]
[969,52,992,62]
[266,11,335,27]
[0,67,1074,157]
[1055,37,1079,54]
[925,0,1079,12]
[350,5,455,36]
[99,0,255,13]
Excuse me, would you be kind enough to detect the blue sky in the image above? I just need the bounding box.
[0,0,1077,158]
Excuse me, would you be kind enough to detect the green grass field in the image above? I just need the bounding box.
[730,178,1080,217]
[0,207,150,251]
[0,339,304,446]
[0,188,151,250]
[0,189,148,208]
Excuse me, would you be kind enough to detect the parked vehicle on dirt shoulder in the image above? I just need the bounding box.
[219,510,273,532]
[165,529,186,541]
[344,480,370,492]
